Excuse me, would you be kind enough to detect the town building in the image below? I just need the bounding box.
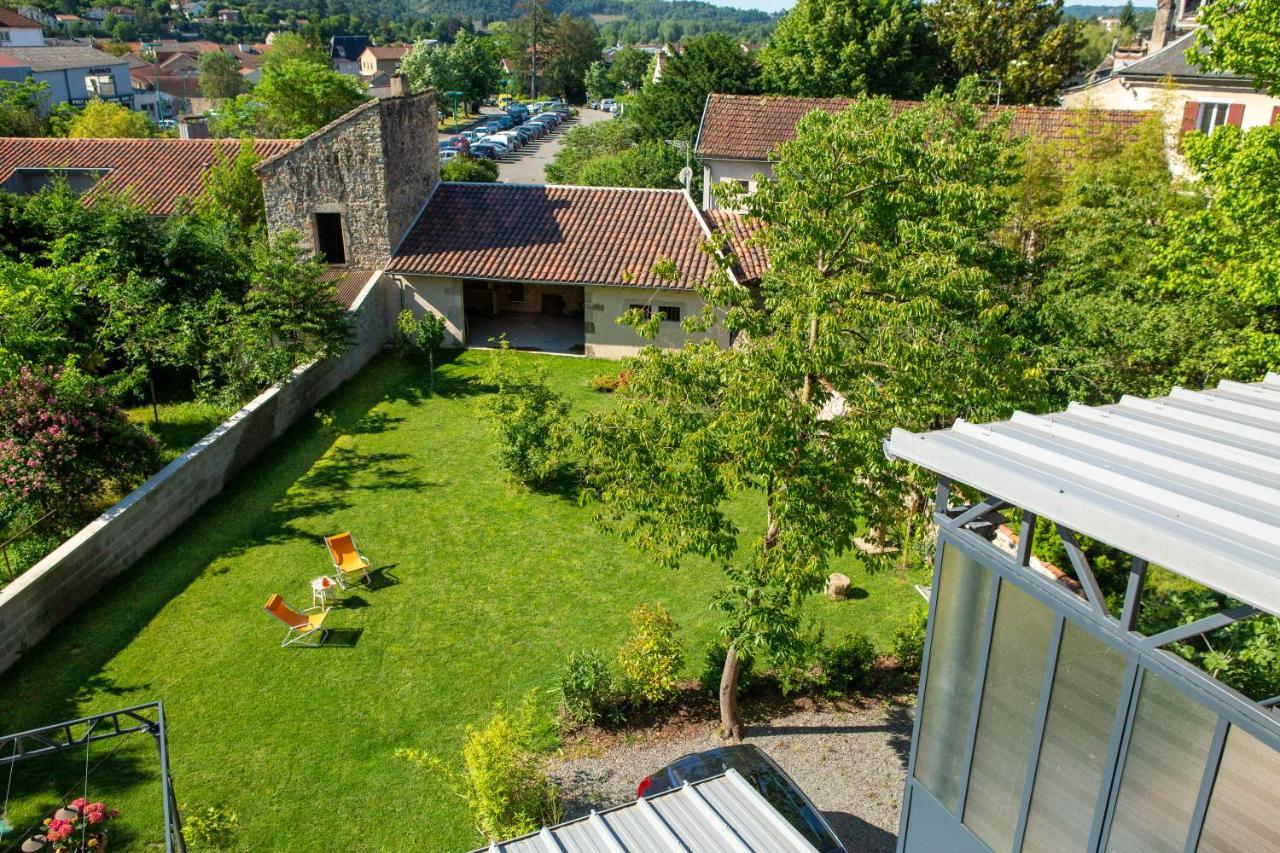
[329,34,370,75]
[359,44,409,76]
[0,44,132,110]
[16,6,56,29]
[0,7,45,47]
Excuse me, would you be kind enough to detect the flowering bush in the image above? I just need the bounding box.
[43,799,120,850]
[0,366,158,526]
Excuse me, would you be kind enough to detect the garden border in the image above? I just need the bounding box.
[0,272,397,675]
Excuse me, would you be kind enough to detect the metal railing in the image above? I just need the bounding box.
[0,510,56,582]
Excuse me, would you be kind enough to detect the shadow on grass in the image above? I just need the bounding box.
[365,565,401,591]
[321,628,363,648]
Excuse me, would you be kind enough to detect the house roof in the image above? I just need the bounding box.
[886,373,1280,618]
[1116,31,1247,82]
[0,137,298,214]
[389,183,721,289]
[0,45,126,72]
[702,208,767,282]
[330,34,370,61]
[475,769,820,852]
[695,93,1151,162]
[0,8,41,27]
[362,44,409,60]
[321,267,377,308]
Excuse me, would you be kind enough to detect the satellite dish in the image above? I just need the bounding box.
[678,166,693,191]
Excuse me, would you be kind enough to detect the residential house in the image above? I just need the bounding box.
[83,7,109,22]
[53,14,83,28]
[1062,31,1280,133]
[694,93,1152,210]
[0,45,133,109]
[1097,14,1122,30]
[217,9,240,22]
[107,6,135,21]
[359,44,409,76]
[0,137,297,211]
[178,0,206,17]
[0,8,45,47]
[16,6,56,29]
[329,34,370,75]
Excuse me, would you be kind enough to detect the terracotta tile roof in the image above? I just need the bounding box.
[702,209,767,282]
[321,267,376,308]
[695,93,1151,161]
[0,137,298,214]
[0,8,41,27]
[390,183,719,289]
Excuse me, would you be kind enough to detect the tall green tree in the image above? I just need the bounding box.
[578,88,1034,738]
[542,13,601,101]
[926,0,1083,104]
[760,0,941,99]
[584,60,615,101]
[198,50,245,100]
[68,99,153,138]
[194,137,266,235]
[1194,0,1280,95]
[632,33,759,142]
[609,45,650,93]
[0,79,49,137]
[401,31,503,110]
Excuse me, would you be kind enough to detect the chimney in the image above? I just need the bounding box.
[389,73,407,97]
[1150,0,1175,52]
[178,115,210,139]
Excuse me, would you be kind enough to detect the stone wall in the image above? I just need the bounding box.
[257,92,439,268]
[0,274,398,676]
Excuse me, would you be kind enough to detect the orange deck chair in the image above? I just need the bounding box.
[264,594,329,647]
[325,532,371,589]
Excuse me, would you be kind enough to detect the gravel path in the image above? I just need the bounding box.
[548,699,915,852]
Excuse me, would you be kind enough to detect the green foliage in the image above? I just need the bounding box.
[198,50,246,101]
[396,693,561,842]
[609,46,651,93]
[1195,0,1280,96]
[632,33,759,142]
[0,79,50,137]
[616,603,684,709]
[401,31,503,110]
[926,0,1083,104]
[442,155,500,182]
[890,605,927,672]
[545,117,632,183]
[760,0,941,99]
[698,639,755,697]
[576,139,685,188]
[1076,18,1136,72]
[584,60,615,101]
[181,803,240,850]
[589,370,627,393]
[558,649,617,725]
[195,137,266,234]
[396,309,447,391]
[822,632,877,691]
[477,342,570,486]
[68,99,154,138]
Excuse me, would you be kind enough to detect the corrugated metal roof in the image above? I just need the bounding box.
[886,373,1280,617]
[477,768,819,853]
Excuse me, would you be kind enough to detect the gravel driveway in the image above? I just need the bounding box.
[548,698,914,852]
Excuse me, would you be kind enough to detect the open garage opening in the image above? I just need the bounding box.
[463,280,585,354]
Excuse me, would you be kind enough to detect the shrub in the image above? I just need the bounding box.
[396,309,447,391]
[442,155,499,182]
[698,639,755,698]
[558,649,616,725]
[823,633,877,692]
[476,341,569,486]
[588,370,630,393]
[182,803,240,849]
[617,603,684,709]
[891,606,928,673]
[396,693,561,842]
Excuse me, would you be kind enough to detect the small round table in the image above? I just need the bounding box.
[311,576,336,609]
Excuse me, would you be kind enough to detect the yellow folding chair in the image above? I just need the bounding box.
[325,532,372,589]
[263,594,329,647]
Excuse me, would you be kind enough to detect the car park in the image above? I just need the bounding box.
[636,745,845,853]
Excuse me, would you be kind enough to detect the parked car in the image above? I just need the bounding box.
[636,745,846,853]
[511,126,537,143]
[531,113,559,128]
[439,148,459,162]
[469,143,499,161]
[462,130,486,143]
[493,131,522,150]
[553,108,572,121]
[521,121,545,139]
[480,136,511,156]
[498,114,514,129]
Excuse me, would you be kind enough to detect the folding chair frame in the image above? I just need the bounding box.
[327,533,372,590]
[279,605,329,648]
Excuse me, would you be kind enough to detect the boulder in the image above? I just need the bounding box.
[825,573,851,600]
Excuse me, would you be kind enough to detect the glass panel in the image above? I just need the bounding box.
[1198,726,1280,852]
[1105,671,1217,853]
[961,582,1055,849]
[1022,623,1127,853]
[913,543,994,813]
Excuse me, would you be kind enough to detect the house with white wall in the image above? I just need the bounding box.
[0,8,45,46]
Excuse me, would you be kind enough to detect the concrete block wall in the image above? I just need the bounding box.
[0,274,397,676]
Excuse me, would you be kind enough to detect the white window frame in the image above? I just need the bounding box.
[86,73,116,97]
[1196,102,1230,134]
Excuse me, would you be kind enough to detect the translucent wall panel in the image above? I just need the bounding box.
[1022,623,1127,853]
[961,582,1055,850]
[913,544,994,813]
[1197,726,1280,852]
[1105,671,1218,852]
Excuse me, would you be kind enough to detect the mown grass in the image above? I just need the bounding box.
[0,350,926,850]
[124,400,232,464]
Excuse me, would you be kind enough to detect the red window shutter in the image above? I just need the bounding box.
[1181,100,1200,133]
[1272,105,1280,125]
[1226,103,1245,126]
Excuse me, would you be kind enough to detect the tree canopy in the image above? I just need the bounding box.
[401,31,503,110]
[631,33,759,142]
[199,50,246,100]
[0,79,49,137]
[68,99,154,138]
[760,0,941,99]
[1194,0,1280,95]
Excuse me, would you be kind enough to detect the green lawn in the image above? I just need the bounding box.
[125,400,232,464]
[0,351,926,850]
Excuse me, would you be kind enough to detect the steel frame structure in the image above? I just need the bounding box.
[897,477,1280,853]
[0,702,186,852]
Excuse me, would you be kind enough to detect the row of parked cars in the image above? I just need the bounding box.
[588,97,623,113]
[438,102,574,163]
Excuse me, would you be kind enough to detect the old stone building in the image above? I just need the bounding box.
[256,86,438,270]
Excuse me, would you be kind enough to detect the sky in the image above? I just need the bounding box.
[701,0,1156,14]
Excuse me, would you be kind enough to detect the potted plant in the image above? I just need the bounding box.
[39,799,119,851]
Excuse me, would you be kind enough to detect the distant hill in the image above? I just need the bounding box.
[417,0,776,33]
[1062,3,1156,19]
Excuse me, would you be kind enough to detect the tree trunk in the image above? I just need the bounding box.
[149,370,160,425]
[719,642,744,742]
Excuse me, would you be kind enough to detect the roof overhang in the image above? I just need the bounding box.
[886,374,1280,617]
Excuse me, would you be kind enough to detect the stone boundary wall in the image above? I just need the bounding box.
[0,273,397,675]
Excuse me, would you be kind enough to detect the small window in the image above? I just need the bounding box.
[508,283,524,303]
[86,74,116,97]
[314,212,346,264]
[628,303,652,319]
[657,305,681,322]
[0,30,11,43]
[1197,102,1230,134]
